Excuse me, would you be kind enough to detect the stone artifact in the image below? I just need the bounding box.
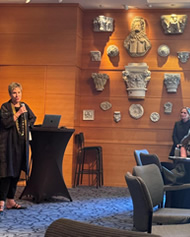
[161,14,187,34]
[164,102,173,114]
[122,63,151,99]
[129,104,144,119]
[157,45,170,57]
[113,111,121,123]
[177,51,190,63]
[164,73,180,93]
[90,51,101,61]
[100,101,112,111]
[124,16,151,57]
[107,45,119,57]
[92,73,109,91]
[83,110,94,121]
[93,15,114,32]
[150,112,160,122]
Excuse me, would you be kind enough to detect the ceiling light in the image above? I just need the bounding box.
[58,0,63,3]
[25,0,31,3]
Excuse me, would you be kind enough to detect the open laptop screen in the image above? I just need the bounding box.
[42,114,61,128]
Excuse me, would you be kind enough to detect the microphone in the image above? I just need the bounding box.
[21,103,27,119]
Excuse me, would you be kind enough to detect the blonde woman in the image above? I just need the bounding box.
[170,107,190,156]
[0,82,36,214]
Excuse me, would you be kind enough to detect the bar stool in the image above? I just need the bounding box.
[74,132,103,188]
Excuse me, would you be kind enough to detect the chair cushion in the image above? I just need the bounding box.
[153,208,190,224]
[152,223,190,237]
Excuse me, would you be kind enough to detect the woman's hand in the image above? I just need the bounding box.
[14,104,27,121]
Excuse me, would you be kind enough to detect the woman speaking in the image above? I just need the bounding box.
[0,82,36,214]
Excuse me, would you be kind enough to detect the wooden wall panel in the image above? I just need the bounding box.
[79,9,190,186]
[0,5,190,187]
[0,4,83,188]
[46,66,77,95]
[0,66,45,124]
[0,5,81,65]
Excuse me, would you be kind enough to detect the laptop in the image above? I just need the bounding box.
[42,114,61,128]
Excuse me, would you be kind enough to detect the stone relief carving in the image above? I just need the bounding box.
[150,112,160,122]
[83,110,94,121]
[164,73,181,93]
[92,73,109,91]
[107,45,119,57]
[164,102,173,114]
[177,51,190,63]
[161,14,187,34]
[90,51,101,61]
[93,15,114,32]
[157,45,170,57]
[113,111,121,123]
[122,63,151,99]
[100,101,112,111]
[129,104,144,119]
[124,16,151,57]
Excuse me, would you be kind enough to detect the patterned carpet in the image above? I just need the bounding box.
[0,186,133,237]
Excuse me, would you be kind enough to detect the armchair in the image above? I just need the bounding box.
[125,165,190,234]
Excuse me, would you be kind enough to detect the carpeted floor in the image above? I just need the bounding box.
[0,186,133,237]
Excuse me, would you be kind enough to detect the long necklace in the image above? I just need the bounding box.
[11,103,25,137]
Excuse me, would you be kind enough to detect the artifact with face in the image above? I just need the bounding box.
[113,111,121,123]
[124,16,151,57]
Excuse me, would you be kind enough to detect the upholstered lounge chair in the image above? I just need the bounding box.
[134,149,174,170]
[134,149,149,166]
[138,153,190,207]
[45,218,161,237]
[125,164,190,234]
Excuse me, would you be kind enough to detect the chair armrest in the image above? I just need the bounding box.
[164,183,190,191]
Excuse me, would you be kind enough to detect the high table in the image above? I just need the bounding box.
[167,156,190,208]
[20,127,75,203]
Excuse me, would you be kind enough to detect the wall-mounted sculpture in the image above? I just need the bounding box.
[161,14,187,34]
[129,104,144,119]
[150,112,160,122]
[164,102,173,114]
[100,101,112,111]
[93,15,114,32]
[122,63,151,99]
[90,51,101,61]
[177,51,190,63]
[83,110,94,121]
[157,45,170,57]
[164,73,180,93]
[107,45,119,57]
[124,16,151,57]
[113,111,121,123]
[92,73,109,91]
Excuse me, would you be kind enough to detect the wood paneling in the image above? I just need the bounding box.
[0,5,190,187]
[80,9,190,186]
[0,4,82,187]
[0,5,81,65]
